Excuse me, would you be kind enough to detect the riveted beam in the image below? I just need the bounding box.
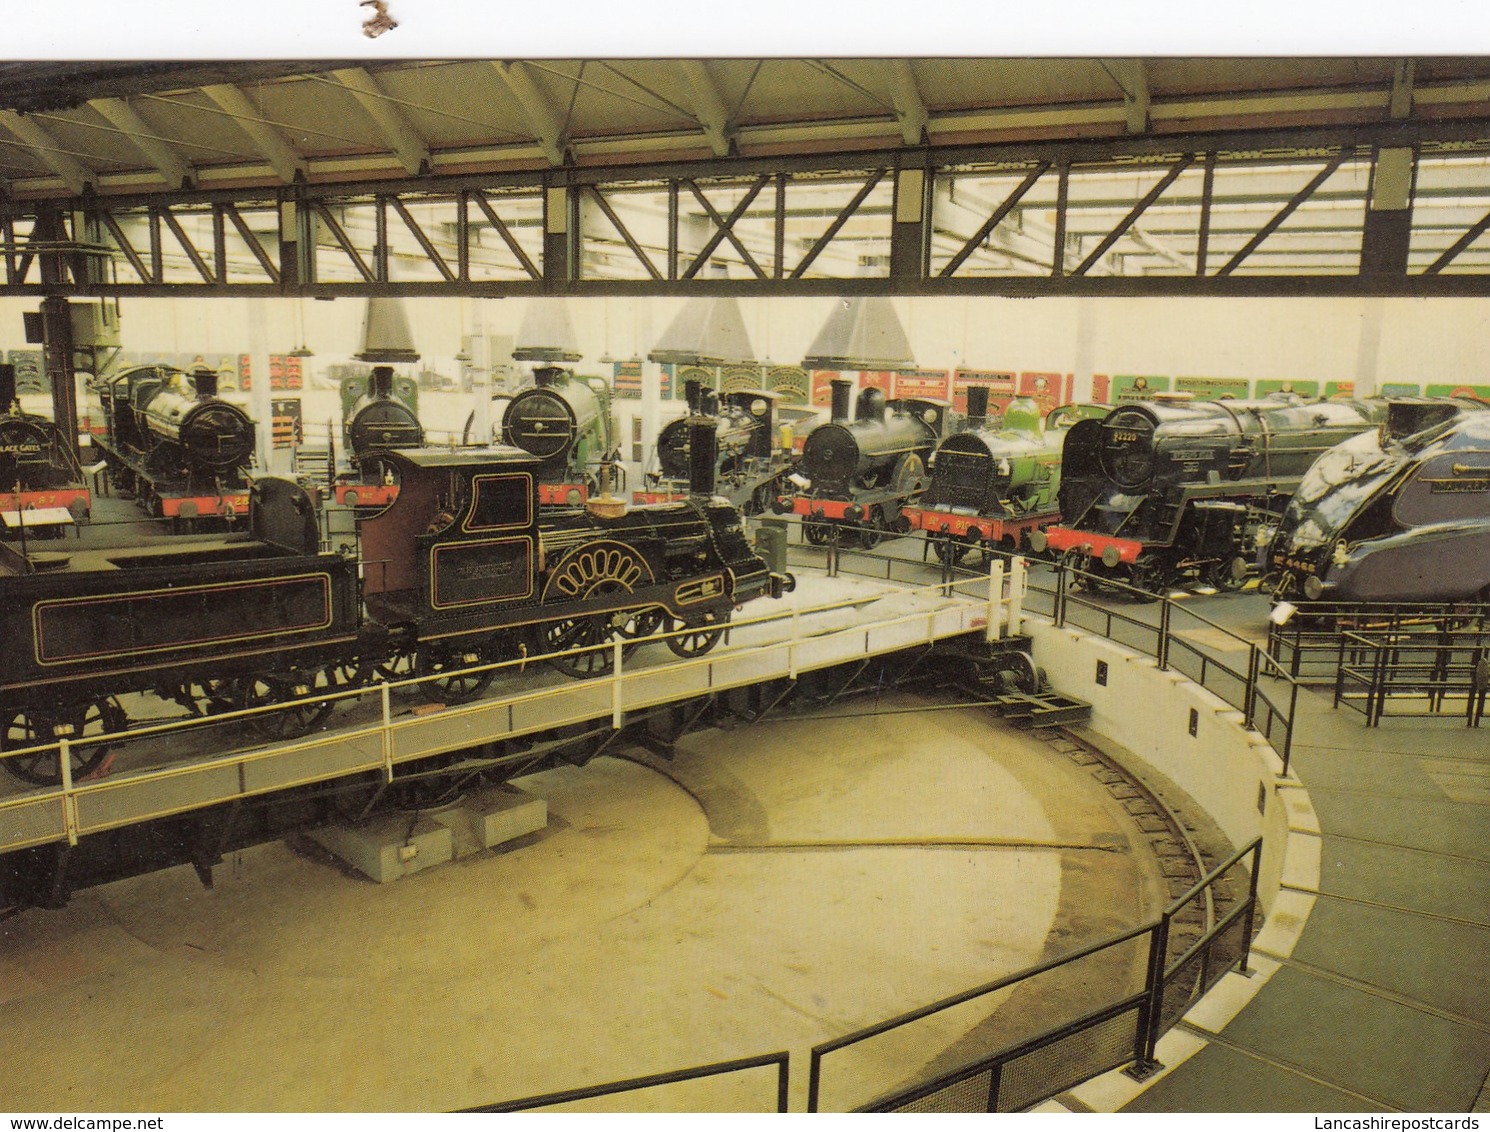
[199,85,306,185]
[471,191,541,280]
[1071,154,1193,276]
[86,98,192,189]
[789,170,885,279]
[887,60,929,147]
[1217,150,1351,277]
[331,68,431,177]
[584,186,663,280]
[681,177,769,280]
[0,111,93,196]
[678,61,734,158]
[938,163,1051,278]
[491,62,569,168]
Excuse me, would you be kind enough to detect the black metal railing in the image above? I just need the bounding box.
[1268,601,1490,683]
[463,1050,791,1113]
[1334,626,1490,728]
[840,839,1263,1113]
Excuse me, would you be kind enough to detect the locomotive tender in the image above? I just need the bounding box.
[774,378,946,548]
[93,364,256,524]
[500,366,619,506]
[1038,393,1388,595]
[0,418,789,786]
[902,389,1107,564]
[635,381,794,515]
[1266,398,1490,603]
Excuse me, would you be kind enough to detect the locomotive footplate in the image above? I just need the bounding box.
[1040,527,1142,565]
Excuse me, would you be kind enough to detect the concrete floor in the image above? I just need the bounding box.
[0,692,1169,1112]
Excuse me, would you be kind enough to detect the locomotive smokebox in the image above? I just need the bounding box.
[533,365,563,389]
[688,416,720,497]
[856,386,887,424]
[191,366,219,398]
[0,363,15,409]
[830,379,852,422]
[369,365,395,398]
[967,385,990,429]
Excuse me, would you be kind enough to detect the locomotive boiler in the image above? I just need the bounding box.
[1037,393,1388,595]
[333,366,425,508]
[501,366,618,506]
[0,363,90,526]
[1266,398,1490,603]
[0,416,790,786]
[95,364,256,524]
[635,382,793,515]
[903,391,1108,564]
[773,378,946,547]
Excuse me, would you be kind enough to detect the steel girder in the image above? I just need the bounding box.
[2,118,1489,298]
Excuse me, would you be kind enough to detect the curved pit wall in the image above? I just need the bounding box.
[1024,619,1312,921]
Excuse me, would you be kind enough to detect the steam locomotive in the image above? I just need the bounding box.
[1037,394,1389,596]
[1266,398,1490,603]
[93,364,256,526]
[500,366,619,506]
[332,366,425,508]
[902,390,1108,565]
[0,364,90,531]
[0,417,791,786]
[773,378,947,548]
[635,382,795,515]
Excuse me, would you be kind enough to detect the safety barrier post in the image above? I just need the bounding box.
[1158,598,1172,671]
[58,737,78,846]
[1054,558,1068,628]
[612,638,625,729]
[1008,555,1025,638]
[1239,839,1264,975]
[1128,917,1171,1079]
[986,559,1004,643]
[1243,645,1261,730]
[381,683,394,781]
[789,606,800,680]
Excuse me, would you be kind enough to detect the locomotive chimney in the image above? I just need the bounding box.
[0,363,15,411]
[830,378,852,422]
[191,366,219,398]
[967,385,990,428]
[684,378,704,414]
[369,365,394,398]
[688,414,719,497]
[856,386,887,424]
[533,365,564,388]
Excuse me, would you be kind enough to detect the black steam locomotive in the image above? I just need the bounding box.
[1038,394,1388,595]
[501,366,618,507]
[333,366,425,508]
[93,364,256,525]
[635,382,794,515]
[0,418,790,786]
[0,364,90,530]
[773,378,947,548]
[1266,398,1490,603]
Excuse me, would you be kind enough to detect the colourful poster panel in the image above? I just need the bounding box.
[1323,381,1356,399]
[893,369,950,401]
[1113,375,1169,402]
[1254,379,1319,398]
[810,370,840,410]
[5,349,46,394]
[765,366,810,405]
[857,371,894,396]
[1018,372,1071,415]
[674,364,718,401]
[611,359,642,399]
[1175,376,1251,402]
[1091,374,1111,404]
[1426,383,1490,401]
[1379,382,1421,397]
[720,366,763,395]
[271,398,303,449]
[951,369,1016,414]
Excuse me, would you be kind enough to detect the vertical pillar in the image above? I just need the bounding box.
[278,195,313,288]
[39,296,79,457]
[1360,147,1415,277]
[889,165,930,283]
[543,183,576,289]
[246,298,277,472]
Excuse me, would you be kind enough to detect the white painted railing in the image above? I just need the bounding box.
[0,558,1028,856]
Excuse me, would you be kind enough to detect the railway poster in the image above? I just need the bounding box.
[4,349,45,394]
[611,358,643,399]
[271,398,303,449]
[1113,375,1170,401]
[1175,376,1251,401]
[857,371,894,396]
[766,366,810,404]
[1091,373,1111,403]
[809,370,838,409]
[893,369,950,401]
[1426,382,1490,401]
[1254,379,1318,398]
[1018,372,1070,415]
[1380,382,1421,397]
[673,364,718,400]
[1324,381,1356,398]
[721,366,763,395]
[951,369,1016,414]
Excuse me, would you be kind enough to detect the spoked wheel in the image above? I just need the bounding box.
[2,699,124,786]
[1124,559,1161,603]
[374,648,418,684]
[416,649,497,704]
[543,614,620,678]
[933,534,968,566]
[1207,556,1251,594]
[617,608,667,644]
[804,519,832,546]
[858,508,886,549]
[238,670,337,739]
[665,613,728,659]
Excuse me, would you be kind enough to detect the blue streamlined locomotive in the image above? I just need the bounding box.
[0,421,789,785]
[1266,398,1490,603]
[774,378,946,548]
[1037,394,1388,596]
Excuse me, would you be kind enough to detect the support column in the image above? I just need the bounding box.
[278,195,313,288]
[1360,147,1415,277]
[543,183,576,290]
[889,165,931,283]
[39,296,79,456]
